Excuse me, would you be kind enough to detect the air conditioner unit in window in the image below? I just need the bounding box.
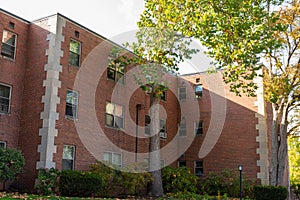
[160,132,167,139]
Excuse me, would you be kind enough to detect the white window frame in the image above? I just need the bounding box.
[0,141,7,148]
[69,39,81,67]
[65,90,78,119]
[62,145,75,170]
[1,30,17,60]
[0,83,12,114]
[105,102,124,129]
[103,151,122,167]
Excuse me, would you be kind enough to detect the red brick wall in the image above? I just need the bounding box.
[0,12,29,149]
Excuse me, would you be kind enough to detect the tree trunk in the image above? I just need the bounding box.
[270,103,289,187]
[148,94,164,196]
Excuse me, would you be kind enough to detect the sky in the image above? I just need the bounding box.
[0,0,213,74]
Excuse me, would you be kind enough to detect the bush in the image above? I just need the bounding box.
[90,162,152,197]
[0,147,25,191]
[292,183,300,199]
[59,170,102,197]
[199,169,256,198]
[35,168,60,195]
[253,185,287,200]
[161,166,198,194]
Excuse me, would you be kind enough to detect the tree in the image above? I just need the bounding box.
[288,108,300,186]
[137,0,300,187]
[0,147,25,191]
[108,28,197,196]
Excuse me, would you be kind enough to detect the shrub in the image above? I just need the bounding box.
[90,162,152,197]
[253,185,287,200]
[35,168,60,195]
[292,183,300,199]
[199,169,256,198]
[161,166,198,194]
[59,170,102,197]
[0,147,25,191]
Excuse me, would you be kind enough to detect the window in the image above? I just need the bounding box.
[104,152,122,167]
[0,83,11,114]
[0,141,7,148]
[144,158,165,168]
[69,39,81,66]
[9,22,15,29]
[161,91,166,101]
[1,30,17,60]
[178,160,186,167]
[105,102,124,128]
[178,87,186,101]
[145,114,151,135]
[195,85,203,98]
[160,119,167,139]
[65,90,78,119]
[179,118,187,136]
[75,31,79,38]
[62,145,75,170]
[195,161,203,176]
[107,62,125,83]
[196,78,200,83]
[195,121,203,135]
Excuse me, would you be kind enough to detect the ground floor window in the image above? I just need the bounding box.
[0,141,6,148]
[103,152,122,167]
[62,145,75,170]
[195,160,203,176]
[178,160,186,167]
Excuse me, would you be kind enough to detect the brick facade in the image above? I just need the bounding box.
[0,9,271,191]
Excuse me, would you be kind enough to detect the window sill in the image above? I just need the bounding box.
[1,55,16,62]
[105,125,124,131]
[65,115,77,120]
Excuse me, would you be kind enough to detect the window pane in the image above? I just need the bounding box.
[1,43,15,59]
[160,119,166,132]
[179,87,186,100]
[178,161,186,167]
[105,113,114,127]
[0,142,6,148]
[66,90,78,104]
[104,152,112,163]
[116,65,124,73]
[115,116,123,128]
[2,30,16,46]
[63,145,74,159]
[70,40,80,54]
[69,51,80,66]
[114,104,123,117]
[107,68,116,80]
[179,124,187,136]
[106,102,114,114]
[0,85,10,98]
[112,153,121,166]
[62,159,74,170]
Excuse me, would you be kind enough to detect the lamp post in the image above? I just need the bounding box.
[238,165,243,200]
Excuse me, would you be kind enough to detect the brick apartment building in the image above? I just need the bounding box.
[0,8,271,191]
